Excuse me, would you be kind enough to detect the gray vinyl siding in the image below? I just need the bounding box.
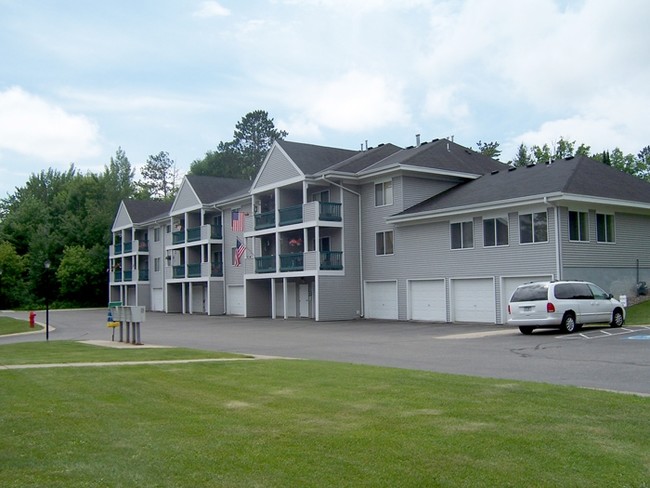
[223,202,251,286]
[208,281,224,316]
[112,205,133,230]
[400,176,458,210]
[172,181,200,212]
[255,147,301,189]
[368,208,558,321]
[317,187,362,321]
[318,276,360,320]
[560,207,650,296]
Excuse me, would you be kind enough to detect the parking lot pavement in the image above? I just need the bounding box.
[1,309,649,396]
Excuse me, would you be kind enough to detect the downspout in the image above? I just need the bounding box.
[544,197,562,280]
[321,176,364,317]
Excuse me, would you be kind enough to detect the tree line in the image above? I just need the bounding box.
[0,110,285,310]
[0,111,647,310]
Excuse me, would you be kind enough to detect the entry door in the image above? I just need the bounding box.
[299,283,310,318]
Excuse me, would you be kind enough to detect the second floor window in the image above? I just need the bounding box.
[519,212,548,244]
[154,227,160,242]
[376,231,394,255]
[375,180,393,207]
[312,190,330,202]
[569,211,588,241]
[451,221,473,249]
[154,258,160,272]
[596,213,615,243]
[483,217,509,247]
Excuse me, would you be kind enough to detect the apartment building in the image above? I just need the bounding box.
[109,138,650,323]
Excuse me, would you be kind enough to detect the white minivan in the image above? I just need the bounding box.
[507,281,626,334]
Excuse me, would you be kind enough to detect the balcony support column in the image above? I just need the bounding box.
[270,278,277,319]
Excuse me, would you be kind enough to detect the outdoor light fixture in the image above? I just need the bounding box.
[44,259,51,341]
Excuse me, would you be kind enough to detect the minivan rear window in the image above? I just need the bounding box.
[510,284,548,302]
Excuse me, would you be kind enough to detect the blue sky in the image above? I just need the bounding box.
[1,0,648,197]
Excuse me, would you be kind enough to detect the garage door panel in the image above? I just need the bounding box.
[452,279,495,323]
[409,280,446,322]
[227,285,245,316]
[365,281,398,320]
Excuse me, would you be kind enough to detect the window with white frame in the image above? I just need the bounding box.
[596,213,615,243]
[154,257,160,272]
[519,212,548,244]
[154,227,160,242]
[451,221,473,249]
[483,217,509,247]
[374,180,393,207]
[376,231,394,255]
[569,211,589,241]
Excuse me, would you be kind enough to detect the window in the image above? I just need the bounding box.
[483,217,509,247]
[166,225,171,234]
[154,258,160,272]
[376,231,394,255]
[596,213,615,243]
[375,180,393,207]
[569,211,588,241]
[519,212,548,244]
[312,190,330,202]
[451,221,473,249]
[154,227,160,242]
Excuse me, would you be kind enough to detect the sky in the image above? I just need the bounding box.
[1,0,649,197]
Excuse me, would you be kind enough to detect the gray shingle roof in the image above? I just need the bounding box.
[123,200,172,223]
[362,139,507,175]
[323,143,403,174]
[185,175,251,203]
[396,155,650,217]
[277,140,359,175]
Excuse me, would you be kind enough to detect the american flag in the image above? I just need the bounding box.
[235,238,246,267]
[231,209,244,232]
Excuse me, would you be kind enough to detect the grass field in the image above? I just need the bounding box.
[1,341,648,487]
[0,316,42,335]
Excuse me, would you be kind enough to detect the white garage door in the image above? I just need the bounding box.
[501,275,553,324]
[227,285,245,316]
[151,288,163,311]
[451,278,495,323]
[409,280,446,322]
[365,281,398,320]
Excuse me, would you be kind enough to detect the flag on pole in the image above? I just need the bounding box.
[232,209,244,232]
[235,238,246,267]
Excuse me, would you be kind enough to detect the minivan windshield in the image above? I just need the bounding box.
[510,283,548,302]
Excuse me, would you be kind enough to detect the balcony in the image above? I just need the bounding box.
[172,231,185,245]
[320,251,343,270]
[255,255,276,273]
[280,253,304,272]
[123,242,133,253]
[211,264,223,277]
[137,240,149,252]
[319,202,342,221]
[187,227,201,242]
[255,210,275,230]
[279,204,303,226]
[114,270,122,282]
[123,270,133,281]
[173,265,185,279]
[114,243,122,254]
[139,269,149,281]
[187,263,202,278]
[211,224,223,239]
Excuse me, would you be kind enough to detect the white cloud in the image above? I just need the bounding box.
[193,1,230,18]
[300,71,411,133]
[0,86,101,162]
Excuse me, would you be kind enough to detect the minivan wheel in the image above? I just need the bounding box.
[561,313,577,333]
[519,326,534,335]
[610,310,624,328]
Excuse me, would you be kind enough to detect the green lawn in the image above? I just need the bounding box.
[625,298,650,325]
[0,316,42,335]
[0,342,648,487]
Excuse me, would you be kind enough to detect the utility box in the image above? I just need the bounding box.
[124,306,146,322]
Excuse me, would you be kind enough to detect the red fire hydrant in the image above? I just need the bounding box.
[29,311,36,328]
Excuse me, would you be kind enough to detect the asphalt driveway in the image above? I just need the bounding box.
[2,309,649,396]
